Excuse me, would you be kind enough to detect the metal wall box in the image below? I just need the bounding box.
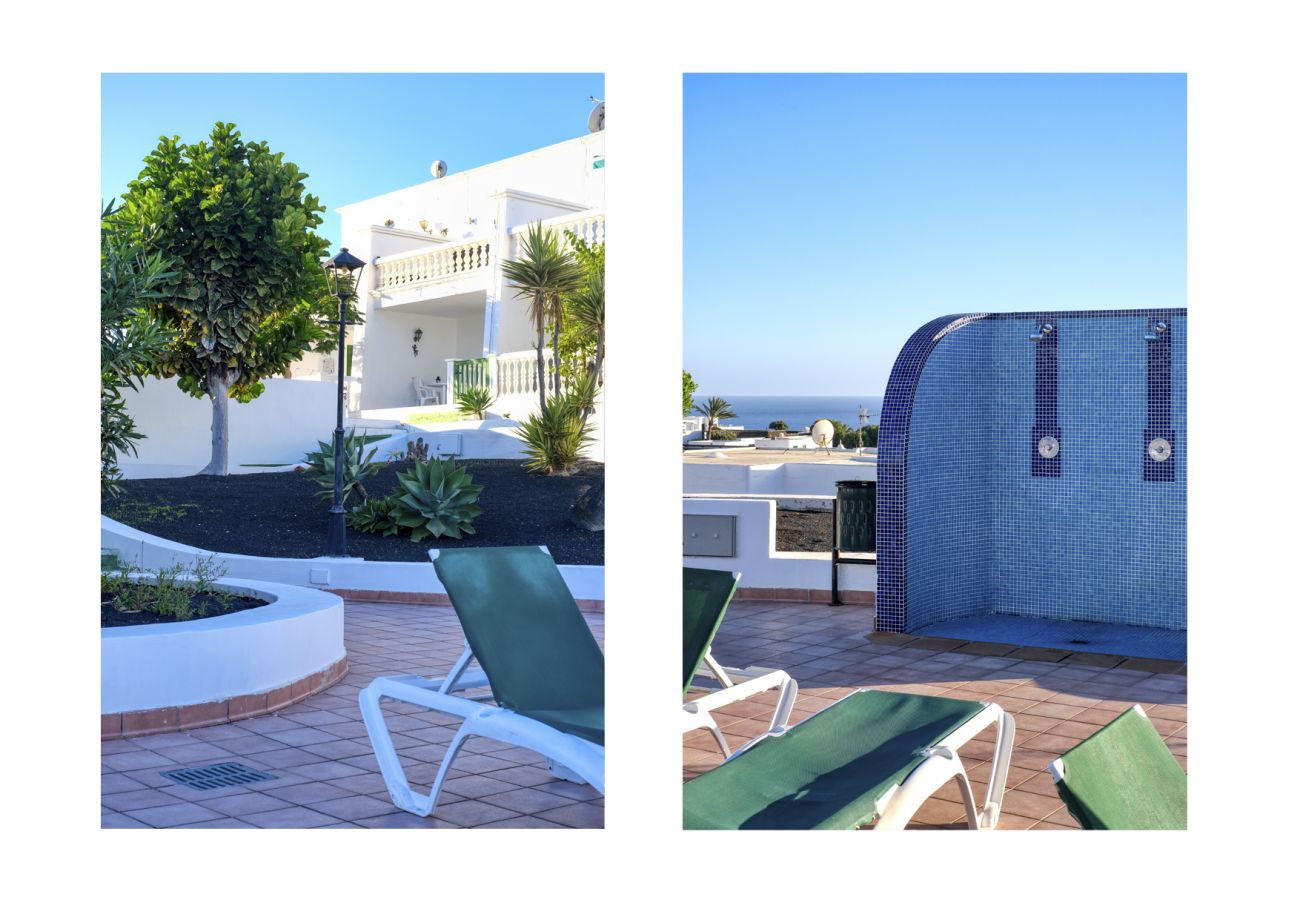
[429,433,463,457]
[683,514,737,558]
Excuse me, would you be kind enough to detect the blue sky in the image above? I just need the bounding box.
[684,73,1186,397]
[102,73,604,251]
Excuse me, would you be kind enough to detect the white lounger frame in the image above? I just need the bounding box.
[682,648,798,757]
[360,640,605,817]
[729,688,1016,831]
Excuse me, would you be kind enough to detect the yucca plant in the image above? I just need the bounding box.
[456,384,493,420]
[389,458,484,541]
[302,429,386,508]
[501,221,583,411]
[516,377,595,475]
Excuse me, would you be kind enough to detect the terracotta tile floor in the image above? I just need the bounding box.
[102,602,604,829]
[683,602,1187,830]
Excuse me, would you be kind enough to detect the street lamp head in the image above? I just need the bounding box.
[325,247,366,276]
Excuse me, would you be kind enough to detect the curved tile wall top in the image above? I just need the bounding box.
[876,309,1187,634]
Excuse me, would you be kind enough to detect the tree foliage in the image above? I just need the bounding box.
[113,122,355,474]
[682,370,698,417]
[557,235,605,388]
[693,396,737,439]
[101,202,175,493]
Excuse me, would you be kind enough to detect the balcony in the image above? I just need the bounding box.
[371,237,493,312]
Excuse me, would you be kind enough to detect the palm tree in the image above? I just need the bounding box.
[692,396,736,439]
[501,222,582,412]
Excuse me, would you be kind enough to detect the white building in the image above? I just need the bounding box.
[294,130,605,419]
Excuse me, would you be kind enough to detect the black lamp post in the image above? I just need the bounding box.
[323,247,366,557]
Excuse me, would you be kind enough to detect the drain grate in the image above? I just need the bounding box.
[161,762,278,791]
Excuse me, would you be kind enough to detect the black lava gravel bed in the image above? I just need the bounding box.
[102,459,604,565]
[101,592,267,628]
[776,508,833,552]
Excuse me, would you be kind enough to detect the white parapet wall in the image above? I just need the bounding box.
[102,517,605,603]
[121,375,337,474]
[682,497,875,598]
[683,459,876,497]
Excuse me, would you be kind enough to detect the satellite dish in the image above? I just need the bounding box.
[430,160,447,179]
[588,101,605,133]
[810,419,836,452]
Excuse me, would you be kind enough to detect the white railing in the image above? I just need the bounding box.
[493,348,556,399]
[374,237,493,291]
[509,211,605,253]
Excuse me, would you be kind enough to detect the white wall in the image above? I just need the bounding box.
[122,376,337,470]
[336,134,603,251]
[683,497,875,593]
[683,460,876,496]
[360,308,468,409]
[102,516,605,602]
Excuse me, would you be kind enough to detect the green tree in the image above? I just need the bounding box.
[114,122,350,475]
[682,370,698,417]
[558,235,605,390]
[101,203,175,494]
[501,222,582,413]
[693,396,736,439]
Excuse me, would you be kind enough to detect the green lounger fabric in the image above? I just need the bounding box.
[683,690,985,829]
[682,568,739,698]
[432,546,604,746]
[1052,706,1186,830]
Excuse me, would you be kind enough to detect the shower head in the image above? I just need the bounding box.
[1144,320,1169,342]
[1029,322,1055,342]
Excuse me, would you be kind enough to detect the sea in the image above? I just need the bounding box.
[690,395,886,432]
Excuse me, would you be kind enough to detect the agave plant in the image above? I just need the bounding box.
[456,384,494,420]
[390,458,484,541]
[302,429,386,508]
[347,496,401,536]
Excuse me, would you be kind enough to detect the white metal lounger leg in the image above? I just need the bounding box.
[872,701,1015,831]
[360,675,604,817]
[684,668,799,757]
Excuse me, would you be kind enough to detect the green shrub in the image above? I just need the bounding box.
[389,458,484,541]
[456,385,494,420]
[302,429,385,508]
[516,386,594,475]
[768,420,789,431]
[348,496,402,536]
[841,429,861,450]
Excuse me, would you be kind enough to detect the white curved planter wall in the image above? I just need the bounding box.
[101,578,345,714]
[101,515,605,603]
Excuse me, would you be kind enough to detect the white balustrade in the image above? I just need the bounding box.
[374,237,493,291]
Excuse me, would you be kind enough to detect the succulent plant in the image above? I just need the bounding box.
[390,458,484,541]
[347,496,402,536]
[302,429,385,508]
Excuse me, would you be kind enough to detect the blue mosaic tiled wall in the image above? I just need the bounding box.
[877,310,1187,633]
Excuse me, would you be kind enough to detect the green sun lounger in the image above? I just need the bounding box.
[1048,705,1186,830]
[684,688,1016,830]
[360,546,604,817]
[682,568,797,756]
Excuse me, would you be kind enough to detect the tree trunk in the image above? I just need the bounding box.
[535,329,547,414]
[552,326,561,396]
[198,368,234,476]
[593,333,604,388]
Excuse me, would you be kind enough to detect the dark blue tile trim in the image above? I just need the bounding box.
[1144,315,1175,482]
[1031,318,1061,478]
[876,314,987,633]
[875,307,1188,634]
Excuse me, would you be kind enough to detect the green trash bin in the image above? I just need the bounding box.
[835,480,876,553]
[832,480,876,605]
